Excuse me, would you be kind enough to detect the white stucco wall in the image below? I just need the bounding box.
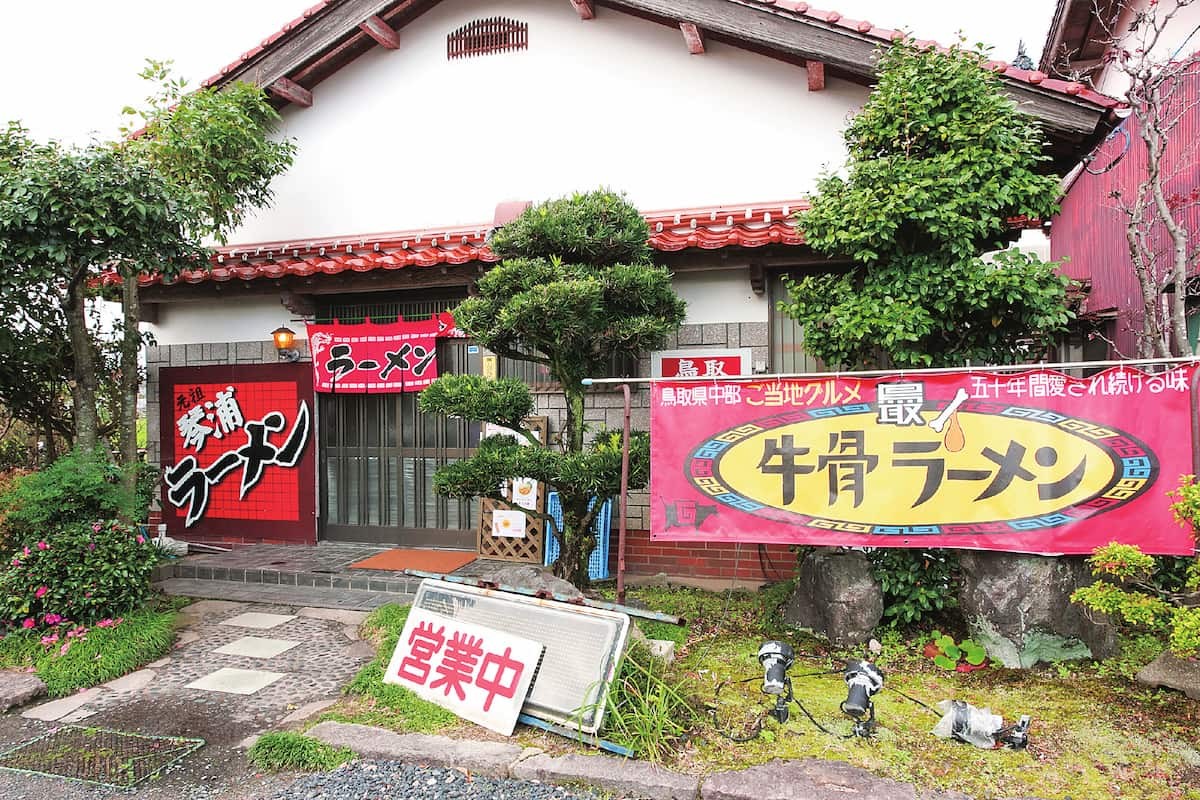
[228,0,864,245]
[1096,0,1200,96]
[673,269,768,324]
[147,297,299,346]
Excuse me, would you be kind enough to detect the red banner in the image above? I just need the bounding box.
[650,365,1198,555]
[160,363,316,542]
[306,312,460,393]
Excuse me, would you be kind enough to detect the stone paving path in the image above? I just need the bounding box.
[0,599,378,799]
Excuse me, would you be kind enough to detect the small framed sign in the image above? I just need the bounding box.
[652,347,752,379]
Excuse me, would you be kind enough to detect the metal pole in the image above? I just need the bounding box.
[581,355,1200,386]
[617,383,630,606]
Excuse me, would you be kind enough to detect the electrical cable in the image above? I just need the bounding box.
[886,685,942,717]
[708,677,768,742]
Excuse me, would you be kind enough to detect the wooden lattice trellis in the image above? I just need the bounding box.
[477,417,548,564]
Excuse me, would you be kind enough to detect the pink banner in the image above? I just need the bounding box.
[306,312,459,393]
[650,365,1198,555]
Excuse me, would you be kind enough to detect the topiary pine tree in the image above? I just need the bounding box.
[779,38,1073,369]
[419,190,686,588]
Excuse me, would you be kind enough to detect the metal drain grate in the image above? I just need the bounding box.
[0,726,205,789]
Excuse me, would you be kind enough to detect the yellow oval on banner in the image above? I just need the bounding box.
[690,406,1155,528]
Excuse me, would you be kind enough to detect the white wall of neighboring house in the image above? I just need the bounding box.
[227,0,866,245]
[145,268,770,343]
[674,269,769,324]
[1096,0,1200,96]
[146,298,299,346]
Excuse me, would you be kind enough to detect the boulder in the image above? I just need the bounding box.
[1136,651,1200,700]
[0,671,46,712]
[783,550,882,646]
[957,552,1117,668]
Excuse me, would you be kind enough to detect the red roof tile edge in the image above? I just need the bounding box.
[200,0,1120,111]
[117,200,811,287]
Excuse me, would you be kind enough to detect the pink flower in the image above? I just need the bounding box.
[59,642,71,657]
[22,618,35,629]
[40,633,58,646]
[34,586,48,599]
[22,547,30,557]
[91,523,101,533]
[136,535,145,545]
[43,613,62,626]
[87,542,95,551]
[67,626,87,639]
[10,559,19,567]
[36,541,47,551]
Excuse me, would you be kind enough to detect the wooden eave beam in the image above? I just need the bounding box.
[679,22,705,54]
[569,0,596,20]
[220,0,399,90]
[807,59,825,91]
[599,0,1107,137]
[269,77,313,107]
[359,15,400,49]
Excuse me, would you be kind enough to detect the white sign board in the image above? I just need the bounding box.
[491,508,527,537]
[384,606,543,736]
[412,579,629,734]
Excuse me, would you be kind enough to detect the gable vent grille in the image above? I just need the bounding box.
[447,17,528,60]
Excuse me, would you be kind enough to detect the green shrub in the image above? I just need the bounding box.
[0,449,132,546]
[1071,539,1200,658]
[134,462,160,524]
[0,605,178,696]
[0,519,156,627]
[247,732,353,772]
[867,548,959,627]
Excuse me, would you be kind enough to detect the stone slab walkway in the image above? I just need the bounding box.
[0,599,378,800]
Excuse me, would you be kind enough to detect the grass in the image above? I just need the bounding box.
[330,603,458,734]
[247,732,353,772]
[0,600,178,696]
[604,584,1200,800]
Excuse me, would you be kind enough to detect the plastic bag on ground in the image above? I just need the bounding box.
[931,699,1003,749]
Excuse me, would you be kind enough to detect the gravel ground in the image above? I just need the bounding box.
[273,761,600,800]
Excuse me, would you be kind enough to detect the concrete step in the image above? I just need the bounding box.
[157,577,412,611]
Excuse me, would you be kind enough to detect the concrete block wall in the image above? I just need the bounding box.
[533,321,791,581]
[146,325,788,581]
[145,340,312,469]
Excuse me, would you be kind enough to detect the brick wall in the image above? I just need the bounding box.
[609,528,798,583]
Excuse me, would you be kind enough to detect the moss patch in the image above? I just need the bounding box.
[614,585,1200,800]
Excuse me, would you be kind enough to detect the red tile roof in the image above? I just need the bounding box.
[200,0,1121,111]
[122,201,810,287]
[757,0,1121,109]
